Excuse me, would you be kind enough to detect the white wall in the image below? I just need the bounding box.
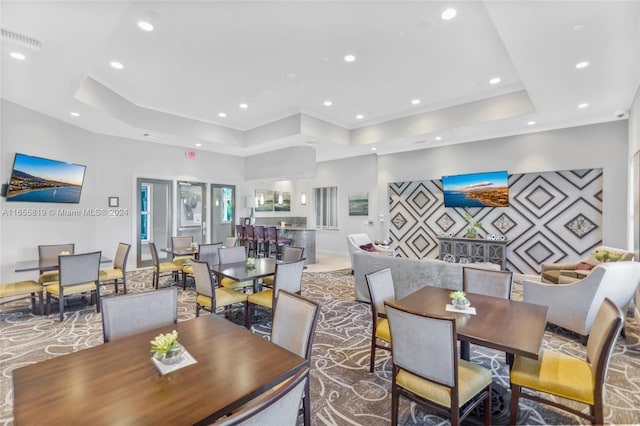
[1,101,246,282]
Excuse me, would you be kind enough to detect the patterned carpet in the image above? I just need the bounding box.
[1,270,639,426]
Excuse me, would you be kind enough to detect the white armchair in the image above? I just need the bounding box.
[524,261,640,338]
[346,233,394,273]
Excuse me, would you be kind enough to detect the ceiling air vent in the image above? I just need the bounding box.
[1,28,42,51]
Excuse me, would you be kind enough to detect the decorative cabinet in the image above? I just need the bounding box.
[438,237,507,269]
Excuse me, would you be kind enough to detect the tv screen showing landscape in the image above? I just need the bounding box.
[442,170,509,207]
[6,153,86,203]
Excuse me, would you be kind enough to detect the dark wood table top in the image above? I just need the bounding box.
[13,315,306,426]
[162,246,198,256]
[396,286,548,360]
[14,255,113,273]
[211,257,277,292]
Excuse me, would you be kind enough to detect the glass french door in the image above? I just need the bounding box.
[136,178,173,267]
[177,181,206,244]
[210,184,235,243]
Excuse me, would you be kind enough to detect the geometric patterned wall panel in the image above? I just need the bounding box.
[388,169,602,275]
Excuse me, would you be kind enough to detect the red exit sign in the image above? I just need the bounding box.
[185,150,196,159]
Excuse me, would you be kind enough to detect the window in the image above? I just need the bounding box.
[313,186,338,228]
[140,184,151,242]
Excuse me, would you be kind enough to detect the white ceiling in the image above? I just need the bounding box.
[1,1,639,162]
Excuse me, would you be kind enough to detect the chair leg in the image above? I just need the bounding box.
[46,292,52,316]
[593,402,603,425]
[369,336,377,372]
[122,276,127,294]
[245,303,252,329]
[58,292,64,321]
[391,376,399,425]
[196,304,200,318]
[509,384,520,425]
[303,377,311,426]
[483,384,491,426]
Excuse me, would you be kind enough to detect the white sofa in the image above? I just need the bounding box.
[524,261,640,337]
[346,234,395,273]
[352,251,500,302]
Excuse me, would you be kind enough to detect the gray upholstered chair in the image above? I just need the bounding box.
[101,288,178,342]
[191,259,249,326]
[99,242,131,294]
[510,298,623,425]
[248,258,306,322]
[171,235,194,267]
[181,242,222,289]
[218,246,254,290]
[38,243,75,284]
[365,268,395,372]
[224,236,238,248]
[213,367,309,426]
[149,242,182,289]
[385,300,492,426]
[270,290,320,426]
[524,261,640,338]
[45,251,101,321]
[462,266,513,299]
[541,245,635,284]
[262,246,305,287]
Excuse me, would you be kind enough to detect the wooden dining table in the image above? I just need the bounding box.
[211,257,277,293]
[395,286,548,363]
[12,314,306,425]
[14,255,113,273]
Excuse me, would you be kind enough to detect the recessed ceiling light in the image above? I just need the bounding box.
[239,103,249,109]
[371,147,377,151]
[195,143,202,147]
[489,77,501,85]
[527,121,536,126]
[411,99,421,105]
[573,24,584,31]
[578,103,589,109]
[110,61,124,70]
[355,114,364,120]
[575,61,589,69]
[137,20,154,31]
[441,8,457,20]
[70,112,80,117]
[218,112,227,118]
[344,54,356,62]
[286,72,297,81]
[435,136,442,141]
[323,100,333,107]
[143,133,156,139]
[10,52,26,60]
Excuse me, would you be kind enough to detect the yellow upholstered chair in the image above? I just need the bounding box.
[37,243,74,284]
[247,258,305,324]
[385,300,492,426]
[45,251,102,321]
[365,268,395,372]
[0,280,44,314]
[509,298,623,425]
[181,242,222,289]
[149,242,182,289]
[99,242,131,294]
[171,235,194,267]
[217,246,254,291]
[262,246,304,287]
[191,259,249,327]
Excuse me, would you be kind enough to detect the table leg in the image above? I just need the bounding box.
[460,341,471,361]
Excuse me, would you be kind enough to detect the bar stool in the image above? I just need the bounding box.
[244,225,258,257]
[235,224,246,249]
[254,225,268,257]
[266,226,291,259]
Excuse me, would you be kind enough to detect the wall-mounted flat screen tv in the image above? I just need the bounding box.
[6,153,86,203]
[442,170,509,207]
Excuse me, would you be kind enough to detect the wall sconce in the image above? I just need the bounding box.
[277,192,283,205]
[300,191,307,206]
[259,193,265,205]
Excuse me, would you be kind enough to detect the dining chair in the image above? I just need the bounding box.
[99,242,131,294]
[365,268,395,372]
[191,260,249,327]
[224,236,237,248]
[0,280,44,314]
[213,367,309,426]
[384,300,492,426]
[266,226,291,259]
[182,242,223,289]
[37,243,75,284]
[509,298,623,425]
[100,288,178,342]
[262,246,305,287]
[217,246,254,291]
[462,266,513,361]
[149,242,182,289]
[270,290,319,426]
[248,258,306,323]
[171,235,194,266]
[45,251,102,321]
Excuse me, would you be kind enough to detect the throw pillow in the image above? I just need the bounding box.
[359,243,376,252]
[576,262,595,271]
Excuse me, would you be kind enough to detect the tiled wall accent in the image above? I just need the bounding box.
[388,169,603,274]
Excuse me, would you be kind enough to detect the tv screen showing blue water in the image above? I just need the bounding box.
[442,171,509,207]
[7,153,86,203]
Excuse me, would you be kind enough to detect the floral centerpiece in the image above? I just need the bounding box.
[151,330,184,364]
[246,257,256,268]
[449,290,470,308]
[464,212,482,238]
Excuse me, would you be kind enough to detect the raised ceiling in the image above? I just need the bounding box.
[1,1,638,162]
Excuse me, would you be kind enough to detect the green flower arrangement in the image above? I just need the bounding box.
[593,249,622,263]
[449,290,468,305]
[150,330,179,357]
[464,212,482,238]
